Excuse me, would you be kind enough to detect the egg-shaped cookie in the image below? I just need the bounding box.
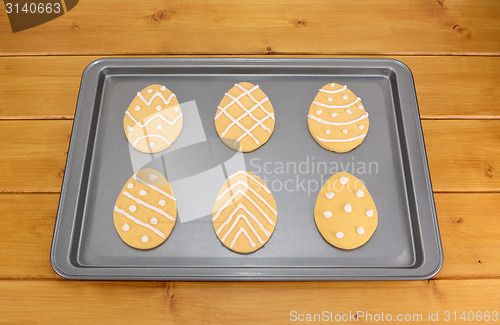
[113,168,177,249]
[307,83,369,153]
[214,82,275,152]
[124,84,183,153]
[314,172,378,250]
[212,171,277,253]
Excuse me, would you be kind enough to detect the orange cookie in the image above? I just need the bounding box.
[113,168,177,249]
[314,172,378,250]
[214,82,275,152]
[307,83,369,152]
[123,84,183,153]
[212,171,277,253]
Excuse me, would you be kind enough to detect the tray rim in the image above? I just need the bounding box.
[50,57,443,281]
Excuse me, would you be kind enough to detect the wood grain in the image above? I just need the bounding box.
[0,120,498,192]
[0,0,499,56]
[1,279,499,324]
[1,192,499,280]
[0,56,499,119]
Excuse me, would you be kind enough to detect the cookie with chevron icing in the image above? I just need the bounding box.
[123,84,183,153]
[113,168,177,249]
[214,82,275,152]
[212,171,277,253]
[307,83,369,152]
[314,172,378,250]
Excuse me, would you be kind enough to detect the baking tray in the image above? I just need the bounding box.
[51,58,443,280]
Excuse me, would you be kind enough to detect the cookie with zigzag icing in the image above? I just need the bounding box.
[307,82,369,153]
[123,84,183,153]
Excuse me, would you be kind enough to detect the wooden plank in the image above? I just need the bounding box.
[1,193,499,280]
[0,0,499,56]
[0,120,498,192]
[1,279,500,324]
[1,56,499,119]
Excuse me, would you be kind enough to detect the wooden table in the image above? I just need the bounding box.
[1,0,499,323]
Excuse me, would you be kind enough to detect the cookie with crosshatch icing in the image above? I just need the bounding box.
[113,168,177,249]
[214,82,275,152]
[123,84,183,153]
[314,172,378,250]
[307,83,369,153]
[212,171,277,253]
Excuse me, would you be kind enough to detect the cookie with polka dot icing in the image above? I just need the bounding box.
[214,82,275,152]
[212,171,277,254]
[113,168,177,249]
[314,172,378,250]
[123,84,183,153]
[307,83,369,153]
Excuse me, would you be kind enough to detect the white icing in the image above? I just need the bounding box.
[141,235,149,243]
[216,181,274,213]
[125,110,182,128]
[127,183,133,189]
[215,84,274,145]
[230,227,256,248]
[343,95,348,100]
[139,190,147,196]
[326,192,335,199]
[160,86,166,91]
[135,106,140,111]
[150,217,158,225]
[217,203,271,239]
[346,109,352,114]
[320,85,347,93]
[316,110,322,114]
[330,83,335,87]
[221,171,271,194]
[127,126,133,132]
[137,92,176,106]
[132,134,170,148]
[336,231,344,239]
[342,129,348,134]
[357,227,365,235]
[316,133,367,143]
[132,175,175,201]
[122,223,130,231]
[156,105,162,111]
[328,97,333,102]
[122,191,175,221]
[308,113,369,126]
[356,189,365,198]
[359,125,365,130]
[326,129,331,135]
[148,142,155,148]
[213,189,276,225]
[323,211,332,218]
[312,97,361,109]
[366,209,374,217]
[149,174,158,180]
[344,203,352,213]
[173,105,180,112]
[158,199,166,206]
[156,124,163,130]
[129,205,137,212]
[358,105,363,110]
[114,206,166,238]
[340,176,349,185]
[220,214,265,245]
[147,89,153,93]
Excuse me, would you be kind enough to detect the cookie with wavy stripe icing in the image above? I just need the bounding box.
[113,168,177,249]
[212,171,277,253]
[215,82,275,152]
[123,84,183,153]
[314,172,378,250]
[307,83,369,152]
